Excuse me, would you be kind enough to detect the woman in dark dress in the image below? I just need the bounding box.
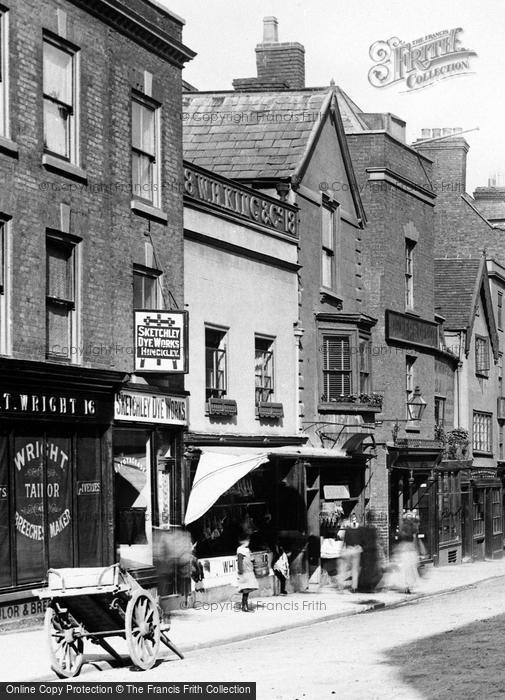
[357,511,382,593]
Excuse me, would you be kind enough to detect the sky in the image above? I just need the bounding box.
[161,0,505,194]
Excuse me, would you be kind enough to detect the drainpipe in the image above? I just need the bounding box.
[294,323,304,434]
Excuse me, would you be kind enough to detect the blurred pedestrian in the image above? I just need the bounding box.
[236,534,258,611]
[394,510,420,594]
[338,514,363,592]
[358,510,383,592]
[272,545,290,595]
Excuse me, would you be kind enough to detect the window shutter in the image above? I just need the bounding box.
[323,336,351,397]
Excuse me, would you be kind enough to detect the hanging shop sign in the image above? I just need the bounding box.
[134,310,188,374]
[386,310,439,351]
[184,163,298,237]
[115,389,187,426]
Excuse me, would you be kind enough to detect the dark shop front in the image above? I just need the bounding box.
[0,359,125,620]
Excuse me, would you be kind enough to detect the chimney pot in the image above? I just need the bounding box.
[421,128,431,138]
[262,16,278,43]
[442,128,452,136]
[453,127,463,134]
[432,128,441,138]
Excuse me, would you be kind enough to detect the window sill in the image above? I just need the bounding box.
[319,288,343,309]
[318,402,383,414]
[405,308,419,317]
[42,154,87,183]
[475,372,490,379]
[472,450,493,457]
[0,135,19,158]
[131,199,168,223]
[405,423,421,433]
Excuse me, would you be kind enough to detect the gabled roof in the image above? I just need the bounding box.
[182,87,366,222]
[183,89,328,179]
[434,257,499,360]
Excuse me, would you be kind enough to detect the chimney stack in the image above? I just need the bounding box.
[413,128,469,198]
[233,18,305,91]
[262,16,278,43]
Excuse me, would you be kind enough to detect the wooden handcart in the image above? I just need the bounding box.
[36,564,184,678]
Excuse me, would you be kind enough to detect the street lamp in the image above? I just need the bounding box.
[406,386,427,422]
[375,386,427,443]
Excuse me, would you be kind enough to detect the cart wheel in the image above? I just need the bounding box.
[45,606,84,679]
[125,590,161,670]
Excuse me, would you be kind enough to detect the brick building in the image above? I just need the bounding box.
[0,0,194,620]
[331,98,460,563]
[414,130,505,561]
[435,256,503,560]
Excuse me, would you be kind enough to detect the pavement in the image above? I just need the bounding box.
[2,558,505,682]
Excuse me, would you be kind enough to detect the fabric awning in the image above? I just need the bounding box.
[184,444,350,525]
[184,448,270,525]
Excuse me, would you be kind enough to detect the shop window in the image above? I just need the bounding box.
[0,10,8,137]
[0,433,10,587]
[434,396,446,428]
[475,336,490,377]
[473,495,484,538]
[321,203,338,290]
[76,431,103,567]
[13,433,74,584]
[255,336,274,404]
[132,96,160,206]
[498,292,503,331]
[405,239,415,309]
[359,339,371,393]
[473,411,492,454]
[205,327,227,400]
[133,264,162,309]
[438,472,461,544]
[189,464,273,558]
[43,35,78,162]
[113,429,152,568]
[46,234,77,360]
[321,335,351,400]
[492,488,502,535]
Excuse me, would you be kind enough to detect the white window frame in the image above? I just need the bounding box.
[0,9,9,138]
[205,326,228,401]
[133,263,163,310]
[42,33,79,164]
[46,231,80,362]
[0,216,10,354]
[472,411,492,454]
[475,335,490,377]
[255,335,275,404]
[321,201,339,291]
[131,93,161,209]
[405,239,415,309]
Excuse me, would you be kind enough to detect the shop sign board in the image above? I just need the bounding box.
[386,309,439,351]
[115,389,187,426]
[134,310,188,374]
[0,392,108,420]
[0,598,49,623]
[193,555,238,589]
[184,164,298,237]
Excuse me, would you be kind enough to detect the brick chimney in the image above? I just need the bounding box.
[233,17,305,91]
[413,128,469,199]
[473,173,505,226]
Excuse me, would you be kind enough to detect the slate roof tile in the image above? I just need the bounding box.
[434,259,481,329]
